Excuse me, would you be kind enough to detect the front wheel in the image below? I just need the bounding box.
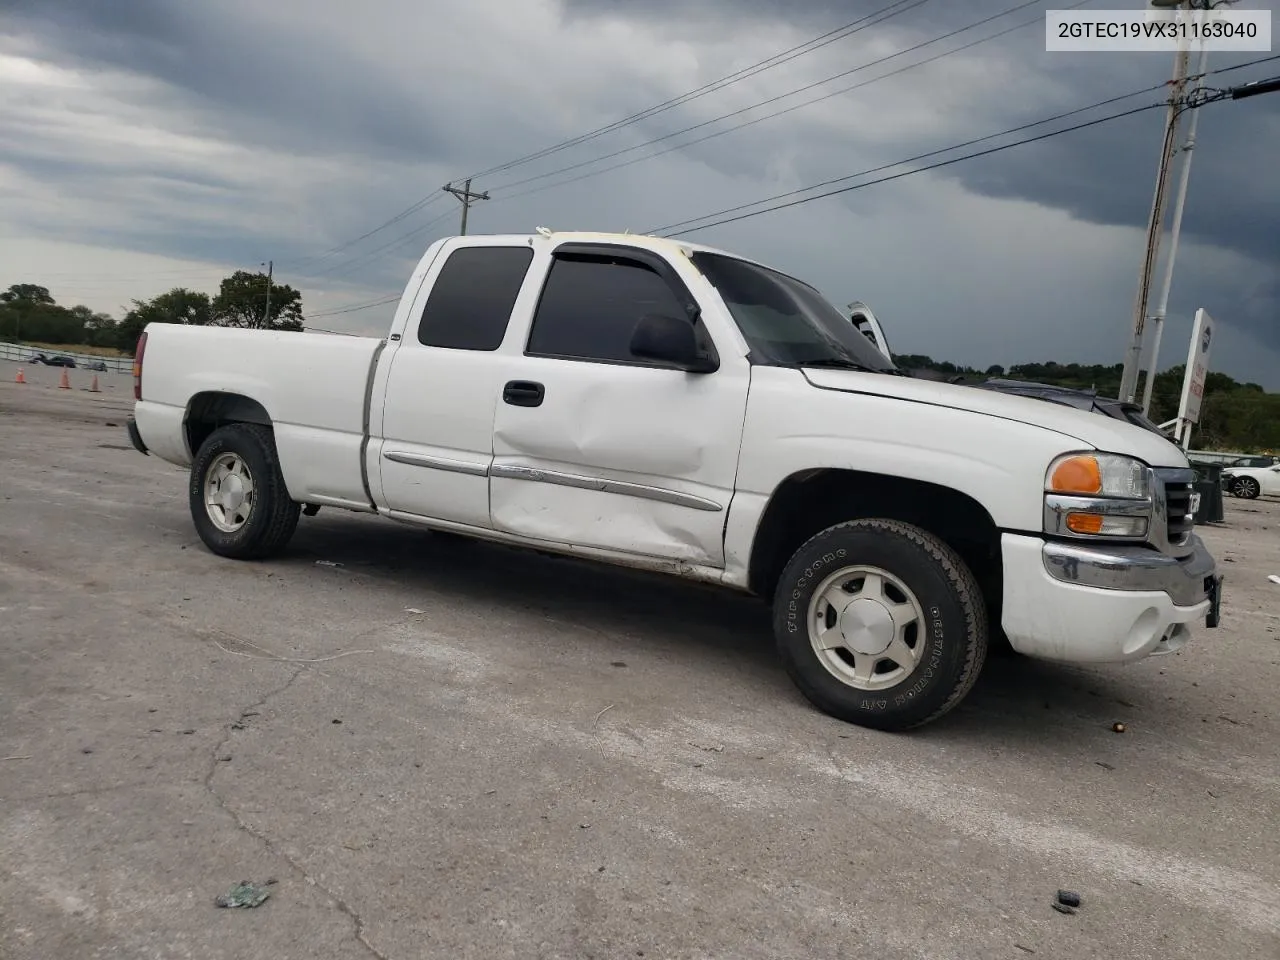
[772,519,988,732]
[189,423,300,559]
[1231,476,1260,499]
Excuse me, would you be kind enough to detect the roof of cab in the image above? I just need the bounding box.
[437,229,764,268]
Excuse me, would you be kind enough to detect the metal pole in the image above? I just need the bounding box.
[1141,41,1209,416]
[262,260,273,329]
[1118,1,1192,404]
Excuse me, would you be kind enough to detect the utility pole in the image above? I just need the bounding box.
[1118,0,1193,405]
[443,178,489,235]
[1140,40,1210,416]
[261,260,273,329]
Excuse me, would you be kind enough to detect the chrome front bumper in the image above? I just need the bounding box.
[1043,533,1220,614]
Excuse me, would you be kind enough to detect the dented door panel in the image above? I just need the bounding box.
[489,355,750,565]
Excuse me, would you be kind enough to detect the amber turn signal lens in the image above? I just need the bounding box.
[1065,512,1105,534]
[1049,455,1102,495]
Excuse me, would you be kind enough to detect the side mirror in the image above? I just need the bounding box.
[630,314,718,373]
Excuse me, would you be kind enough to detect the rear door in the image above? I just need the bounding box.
[488,242,751,567]
[375,240,536,527]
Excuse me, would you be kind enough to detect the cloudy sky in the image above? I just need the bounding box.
[2,0,1278,387]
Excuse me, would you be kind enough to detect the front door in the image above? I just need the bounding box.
[489,243,750,567]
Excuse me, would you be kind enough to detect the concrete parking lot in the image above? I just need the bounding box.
[2,357,1279,960]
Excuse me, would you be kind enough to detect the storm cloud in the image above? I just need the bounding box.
[2,0,1278,383]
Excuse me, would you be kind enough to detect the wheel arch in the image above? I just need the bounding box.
[184,391,274,459]
[746,468,1004,627]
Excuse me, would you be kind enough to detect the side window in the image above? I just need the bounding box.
[417,246,533,351]
[526,254,688,364]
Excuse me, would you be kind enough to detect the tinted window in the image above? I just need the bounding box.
[527,255,687,363]
[417,246,533,350]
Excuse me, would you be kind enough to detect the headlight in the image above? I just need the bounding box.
[1046,453,1151,499]
[1044,452,1153,540]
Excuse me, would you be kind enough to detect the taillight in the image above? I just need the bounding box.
[133,331,147,400]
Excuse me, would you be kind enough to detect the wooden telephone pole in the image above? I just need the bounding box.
[442,179,489,235]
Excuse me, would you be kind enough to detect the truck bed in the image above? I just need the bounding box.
[133,325,384,509]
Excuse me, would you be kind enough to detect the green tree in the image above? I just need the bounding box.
[211,270,303,331]
[0,283,55,305]
[116,288,214,353]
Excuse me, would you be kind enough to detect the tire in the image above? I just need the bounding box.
[772,519,988,732]
[1231,476,1260,499]
[189,423,300,560]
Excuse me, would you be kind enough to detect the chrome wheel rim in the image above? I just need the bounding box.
[1238,478,1258,497]
[807,565,927,691]
[204,453,255,533]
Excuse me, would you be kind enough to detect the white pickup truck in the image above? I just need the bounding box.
[127,230,1222,731]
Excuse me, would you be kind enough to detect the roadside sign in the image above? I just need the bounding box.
[1177,308,1214,425]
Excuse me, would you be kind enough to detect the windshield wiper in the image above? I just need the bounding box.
[795,357,881,373]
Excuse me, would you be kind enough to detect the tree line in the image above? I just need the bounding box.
[1,279,1274,452]
[0,269,304,353]
[895,355,1278,453]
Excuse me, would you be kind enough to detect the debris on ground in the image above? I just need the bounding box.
[315,560,344,568]
[214,881,271,908]
[1111,722,1126,733]
[1268,575,1280,585]
[405,607,426,614]
[1057,890,1082,908]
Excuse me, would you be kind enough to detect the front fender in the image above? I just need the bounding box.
[721,368,1085,585]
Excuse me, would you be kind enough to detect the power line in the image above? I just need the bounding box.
[485,0,1053,197]
[660,101,1167,237]
[305,294,401,319]
[487,0,1089,207]
[649,83,1165,235]
[462,0,935,181]
[651,54,1280,237]
[298,207,456,282]
[312,0,932,254]
[276,194,446,272]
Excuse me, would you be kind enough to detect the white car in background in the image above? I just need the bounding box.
[1222,461,1280,499]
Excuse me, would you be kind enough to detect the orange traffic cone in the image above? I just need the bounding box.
[88,375,100,393]
[58,368,71,390]
[14,367,25,384]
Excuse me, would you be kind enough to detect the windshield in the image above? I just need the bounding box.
[690,251,898,373]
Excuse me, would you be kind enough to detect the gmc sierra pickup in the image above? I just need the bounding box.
[127,229,1223,731]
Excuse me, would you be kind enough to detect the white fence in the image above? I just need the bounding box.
[0,341,133,373]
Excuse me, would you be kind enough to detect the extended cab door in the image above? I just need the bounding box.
[488,242,751,568]
[375,239,537,527]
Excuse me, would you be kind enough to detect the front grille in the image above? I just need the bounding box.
[1165,479,1195,544]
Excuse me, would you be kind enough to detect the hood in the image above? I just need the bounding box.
[802,368,1192,469]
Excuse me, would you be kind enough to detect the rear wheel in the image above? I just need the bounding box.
[189,423,299,559]
[772,518,988,732]
[1231,476,1260,499]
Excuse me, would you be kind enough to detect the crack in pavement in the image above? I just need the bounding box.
[202,666,391,960]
